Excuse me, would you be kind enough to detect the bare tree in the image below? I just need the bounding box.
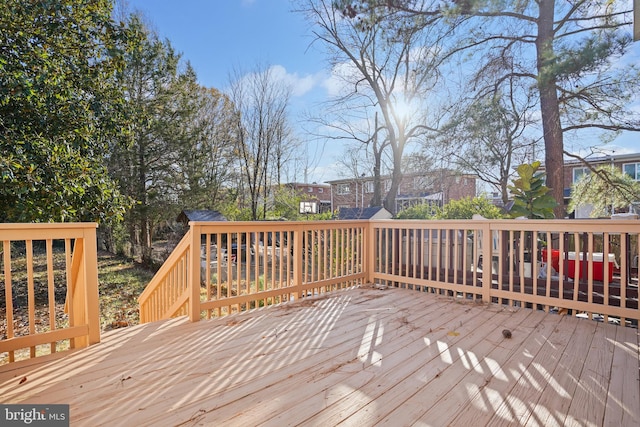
[313,108,392,206]
[298,0,450,213]
[436,74,539,204]
[173,80,238,210]
[339,0,640,217]
[227,64,294,220]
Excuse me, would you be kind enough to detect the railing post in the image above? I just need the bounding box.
[364,221,374,284]
[68,238,87,348]
[188,222,202,321]
[293,225,304,300]
[66,224,100,348]
[481,221,492,303]
[84,224,100,345]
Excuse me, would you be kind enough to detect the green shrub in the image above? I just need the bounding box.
[395,196,504,220]
[508,161,557,219]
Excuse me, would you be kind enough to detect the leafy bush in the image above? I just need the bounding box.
[395,203,439,219]
[569,165,640,217]
[433,196,505,219]
[508,161,557,219]
[395,196,504,219]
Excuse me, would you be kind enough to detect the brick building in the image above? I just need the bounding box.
[326,170,477,214]
[541,152,640,215]
[561,152,640,189]
[283,182,332,213]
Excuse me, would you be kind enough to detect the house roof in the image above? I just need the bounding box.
[540,152,640,169]
[325,170,478,184]
[177,209,227,223]
[337,206,392,220]
[284,182,330,188]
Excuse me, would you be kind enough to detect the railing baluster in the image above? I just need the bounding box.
[621,235,628,314]
[26,240,36,358]
[205,234,211,319]
[588,232,594,312]
[462,228,468,294]
[558,232,565,311]
[603,233,610,323]
[3,240,15,362]
[46,239,56,353]
[509,229,515,293]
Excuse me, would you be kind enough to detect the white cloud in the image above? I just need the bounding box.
[321,61,360,97]
[268,64,325,97]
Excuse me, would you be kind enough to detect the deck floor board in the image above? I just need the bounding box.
[268,295,499,427]
[1,287,638,427]
[443,309,553,426]
[218,298,456,425]
[321,304,507,426]
[384,306,544,426]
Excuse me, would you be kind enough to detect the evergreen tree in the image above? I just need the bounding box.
[0,0,131,223]
[107,15,184,261]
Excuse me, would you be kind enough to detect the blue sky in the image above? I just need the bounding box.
[124,0,638,184]
[126,0,324,89]
[126,0,339,182]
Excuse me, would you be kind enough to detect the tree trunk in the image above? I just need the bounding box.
[383,144,403,214]
[371,113,383,207]
[501,180,510,205]
[137,133,151,263]
[536,0,565,218]
[372,154,382,207]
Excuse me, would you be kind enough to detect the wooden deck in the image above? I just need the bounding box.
[1,286,638,426]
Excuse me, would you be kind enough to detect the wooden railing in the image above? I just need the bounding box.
[140,218,640,326]
[372,219,640,325]
[138,221,368,323]
[0,223,100,364]
[4,218,634,363]
[138,231,191,323]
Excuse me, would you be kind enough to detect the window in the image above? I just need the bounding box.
[573,167,590,183]
[364,181,374,193]
[624,163,640,181]
[413,176,433,190]
[337,183,350,195]
[307,187,314,193]
[318,188,324,193]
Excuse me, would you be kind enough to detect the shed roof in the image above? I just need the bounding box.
[177,209,227,223]
[337,206,392,220]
